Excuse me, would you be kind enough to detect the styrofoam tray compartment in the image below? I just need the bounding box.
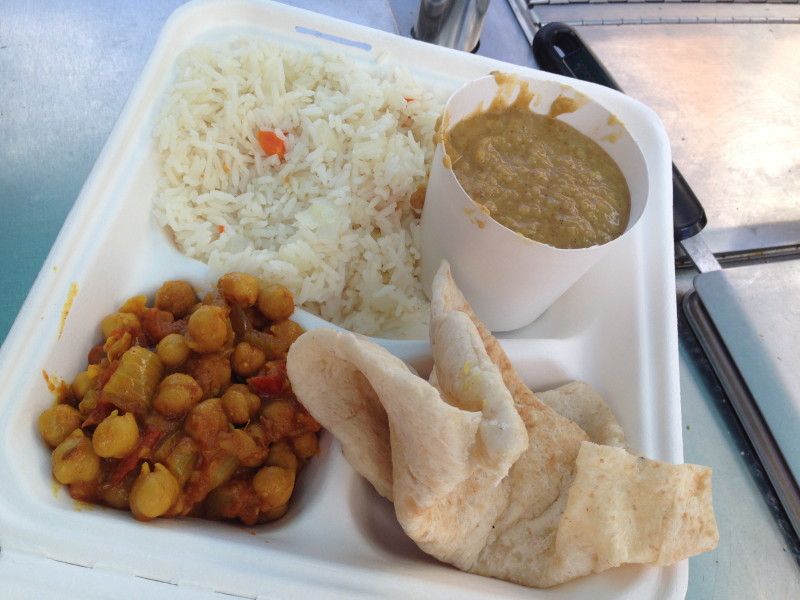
[0,0,682,598]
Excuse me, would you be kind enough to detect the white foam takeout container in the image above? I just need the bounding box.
[0,1,683,598]
[421,74,649,331]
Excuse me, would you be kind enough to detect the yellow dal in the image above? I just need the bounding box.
[445,91,630,249]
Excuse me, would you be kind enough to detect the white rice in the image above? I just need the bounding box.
[153,36,446,338]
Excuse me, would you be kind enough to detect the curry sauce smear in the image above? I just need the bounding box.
[444,73,630,249]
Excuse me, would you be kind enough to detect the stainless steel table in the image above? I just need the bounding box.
[1,1,798,597]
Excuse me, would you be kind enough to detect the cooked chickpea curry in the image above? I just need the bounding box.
[445,74,631,249]
[38,272,320,525]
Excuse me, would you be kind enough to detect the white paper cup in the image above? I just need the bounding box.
[420,73,649,331]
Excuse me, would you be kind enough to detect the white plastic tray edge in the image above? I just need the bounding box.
[0,1,685,598]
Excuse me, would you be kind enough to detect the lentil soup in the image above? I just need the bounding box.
[444,81,631,250]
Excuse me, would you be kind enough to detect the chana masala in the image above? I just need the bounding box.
[38,272,321,525]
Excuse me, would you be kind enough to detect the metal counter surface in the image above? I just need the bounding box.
[1,1,798,598]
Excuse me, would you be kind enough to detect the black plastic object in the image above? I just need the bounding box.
[532,22,707,242]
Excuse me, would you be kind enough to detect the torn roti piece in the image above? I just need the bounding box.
[286,261,718,588]
[537,382,627,449]
[286,315,529,568]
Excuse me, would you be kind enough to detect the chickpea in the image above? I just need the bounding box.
[153,373,203,418]
[204,480,253,522]
[265,441,299,472]
[230,341,266,377]
[257,503,288,523]
[102,484,131,510]
[68,480,98,502]
[154,280,197,318]
[221,384,261,425]
[156,333,190,367]
[292,431,319,461]
[92,410,140,458]
[183,353,231,400]
[100,312,140,338]
[270,319,304,347]
[129,463,180,521]
[51,429,100,484]
[119,294,147,315]
[257,283,294,321]
[409,184,426,212]
[222,429,266,467]
[253,466,294,510]
[71,365,100,400]
[168,493,189,518]
[184,397,231,448]
[244,421,267,447]
[217,272,260,308]
[87,344,106,365]
[141,309,180,345]
[201,290,230,313]
[261,399,295,438]
[38,404,82,447]
[185,305,229,353]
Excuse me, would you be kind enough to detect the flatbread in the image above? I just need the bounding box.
[286,260,718,588]
[287,313,529,567]
[537,381,627,449]
[283,329,406,502]
[557,443,719,575]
